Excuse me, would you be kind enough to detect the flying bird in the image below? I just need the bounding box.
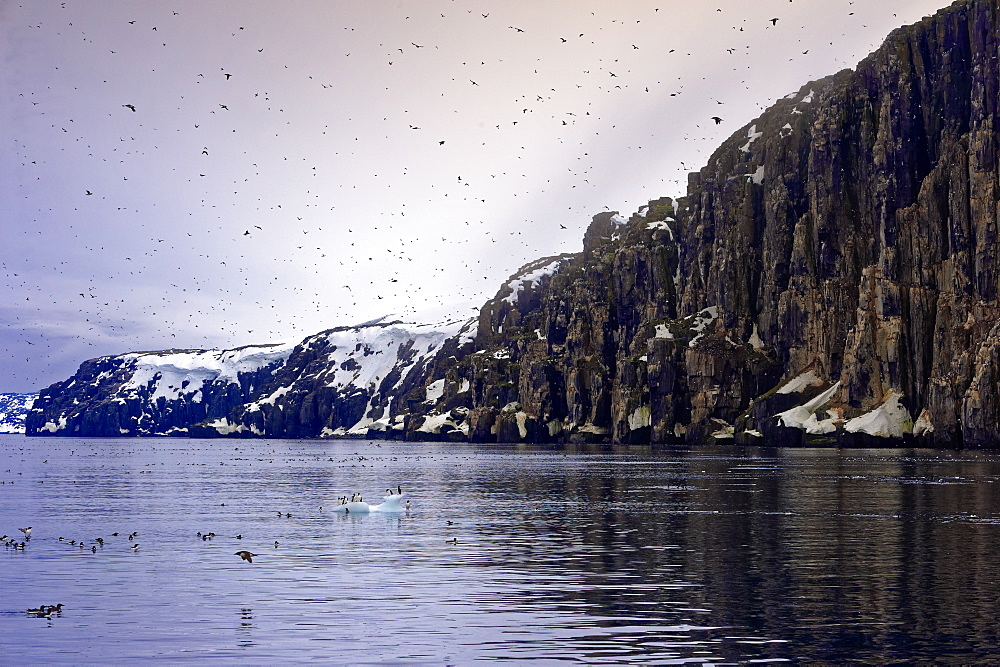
[123,104,136,112]
[770,17,779,25]
[236,550,257,563]
[711,116,723,124]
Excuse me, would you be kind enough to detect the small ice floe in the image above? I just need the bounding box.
[332,490,409,514]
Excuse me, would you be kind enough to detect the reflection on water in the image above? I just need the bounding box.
[3,436,1000,662]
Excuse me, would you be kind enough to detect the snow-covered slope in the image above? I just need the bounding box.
[201,315,477,438]
[27,314,478,439]
[0,393,36,433]
[26,342,296,436]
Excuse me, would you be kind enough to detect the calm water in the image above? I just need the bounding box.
[3,435,1000,663]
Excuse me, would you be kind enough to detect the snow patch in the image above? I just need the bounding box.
[502,256,569,305]
[424,378,445,404]
[654,324,674,339]
[628,405,651,431]
[207,417,247,435]
[914,408,934,436]
[776,370,824,395]
[844,391,913,438]
[776,381,841,431]
[739,124,763,152]
[688,306,719,347]
[39,416,68,434]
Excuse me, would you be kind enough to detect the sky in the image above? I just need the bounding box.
[1,0,948,392]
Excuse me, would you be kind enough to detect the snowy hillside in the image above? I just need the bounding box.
[0,393,36,433]
[27,313,478,439]
[203,315,477,438]
[27,341,297,437]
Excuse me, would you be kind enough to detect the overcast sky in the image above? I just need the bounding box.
[1,0,947,392]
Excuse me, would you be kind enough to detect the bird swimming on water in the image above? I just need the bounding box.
[235,550,258,563]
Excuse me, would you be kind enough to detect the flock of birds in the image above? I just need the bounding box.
[4,481,429,614]
[1,0,909,391]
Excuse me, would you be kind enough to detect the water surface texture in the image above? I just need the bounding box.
[3,435,1000,663]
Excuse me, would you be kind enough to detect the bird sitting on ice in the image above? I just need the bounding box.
[332,488,408,513]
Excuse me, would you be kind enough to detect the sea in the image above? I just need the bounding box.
[3,434,1000,664]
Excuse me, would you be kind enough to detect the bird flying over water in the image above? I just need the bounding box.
[236,550,257,563]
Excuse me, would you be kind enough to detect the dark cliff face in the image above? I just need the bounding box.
[675,0,1000,446]
[408,0,1000,447]
[27,0,1000,447]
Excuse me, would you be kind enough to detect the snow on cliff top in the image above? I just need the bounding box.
[118,341,298,402]
[108,302,478,406]
[501,255,573,305]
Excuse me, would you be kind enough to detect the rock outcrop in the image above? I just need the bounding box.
[26,0,1000,447]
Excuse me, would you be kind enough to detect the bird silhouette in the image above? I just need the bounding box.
[712,116,723,124]
[123,104,136,112]
[236,550,257,563]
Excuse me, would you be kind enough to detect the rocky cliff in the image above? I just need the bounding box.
[27,0,1000,447]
